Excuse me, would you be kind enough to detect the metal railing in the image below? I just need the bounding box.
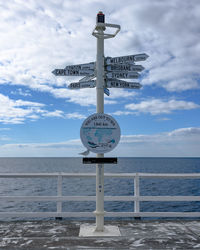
[0,172,200,218]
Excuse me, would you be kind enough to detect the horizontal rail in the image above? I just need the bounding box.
[0,211,200,218]
[139,196,200,202]
[1,196,200,202]
[138,173,200,178]
[0,212,94,218]
[106,212,200,217]
[1,172,200,218]
[0,173,96,178]
[1,172,200,178]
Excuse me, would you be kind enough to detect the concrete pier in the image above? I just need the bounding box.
[1,220,200,249]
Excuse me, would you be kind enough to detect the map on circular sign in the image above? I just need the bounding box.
[80,113,121,154]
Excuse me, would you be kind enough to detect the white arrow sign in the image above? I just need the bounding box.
[65,62,95,70]
[106,64,144,72]
[106,53,149,64]
[106,79,142,89]
[106,71,139,79]
[52,68,94,76]
[68,80,96,89]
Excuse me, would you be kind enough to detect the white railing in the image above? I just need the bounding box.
[0,172,200,218]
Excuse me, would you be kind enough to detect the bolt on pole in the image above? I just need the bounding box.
[92,11,120,232]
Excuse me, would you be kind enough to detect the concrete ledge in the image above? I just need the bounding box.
[79,224,121,237]
[1,220,200,249]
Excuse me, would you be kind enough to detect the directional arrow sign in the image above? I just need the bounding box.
[104,88,110,96]
[106,64,144,72]
[68,80,96,89]
[106,71,139,79]
[52,68,94,76]
[106,79,142,89]
[106,53,149,64]
[65,62,95,70]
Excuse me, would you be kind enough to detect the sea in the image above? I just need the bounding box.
[0,157,200,219]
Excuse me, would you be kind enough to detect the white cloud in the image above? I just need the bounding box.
[111,111,134,116]
[125,99,200,115]
[11,88,32,97]
[0,135,10,141]
[0,139,84,157]
[0,93,44,124]
[156,117,171,122]
[65,112,86,120]
[113,127,200,157]
[164,79,199,92]
[53,88,97,106]
[42,110,64,118]
[0,128,11,131]
[113,0,200,92]
[168,127,200,137]
[41,86,136,107]
[120,127,200,145]
[0,127,199,157]
[0,0,199,106]
[0,93,86,124]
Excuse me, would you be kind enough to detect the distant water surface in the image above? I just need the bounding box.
[0,157,200,218]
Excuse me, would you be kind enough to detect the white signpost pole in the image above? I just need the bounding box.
[95,18,105,233]
[92,11,120,233]
[53,11,148,237]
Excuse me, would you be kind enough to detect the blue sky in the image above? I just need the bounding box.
[0,0,200,157]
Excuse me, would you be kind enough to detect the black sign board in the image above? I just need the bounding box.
[83,157,117,164]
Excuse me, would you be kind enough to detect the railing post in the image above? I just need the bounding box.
[56,174,62,220]
[134,173,140,218]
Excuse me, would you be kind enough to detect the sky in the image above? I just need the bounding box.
[0,0,200,157]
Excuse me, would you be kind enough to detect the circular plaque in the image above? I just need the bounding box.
[80,113,121,154]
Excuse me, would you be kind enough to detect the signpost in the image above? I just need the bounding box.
[106,71,139,79]
[106,79,142,89]
[80,113,120,154]
[106,64,144,72]
[65,62,95,70]
[90,14,121,235]
[52,68,93,76]
[106,53,149,64]
[68,80,96,89]
[52,11,149,236]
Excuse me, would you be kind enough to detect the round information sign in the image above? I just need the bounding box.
[80,113,121,154]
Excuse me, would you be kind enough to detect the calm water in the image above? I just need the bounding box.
[0,157,200,217]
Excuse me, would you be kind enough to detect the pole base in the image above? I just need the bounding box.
[79,224,121,237]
